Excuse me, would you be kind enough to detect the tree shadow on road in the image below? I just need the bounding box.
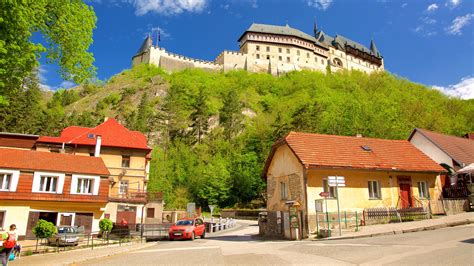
[460,238,474,244]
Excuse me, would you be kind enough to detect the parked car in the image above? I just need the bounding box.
[168,218,206,240]
[48,226,80,246]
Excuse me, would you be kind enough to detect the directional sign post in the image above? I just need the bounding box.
[328,176,345,236]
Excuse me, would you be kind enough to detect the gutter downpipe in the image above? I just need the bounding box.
[303,164,309,239]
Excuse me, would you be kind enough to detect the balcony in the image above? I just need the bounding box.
[108,190,163,204]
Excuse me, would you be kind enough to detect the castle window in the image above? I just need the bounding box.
[256,54,260,59]
[333,58,343,67]
[256,45,260,51]
[297,50,300,56]
[278,48,282,53]
[321,59,325,65]
[307,53,310,58]
[286,48,290,54]
[286,57,290,62]
[266,55,270,60]
[279,56,282,61]
[266,46,270,52]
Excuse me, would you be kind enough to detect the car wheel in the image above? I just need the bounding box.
[201,231,206,239]
[191,232,195,241]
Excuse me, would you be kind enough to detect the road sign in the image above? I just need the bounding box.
[319,191,330,197]
[328,176,346,187]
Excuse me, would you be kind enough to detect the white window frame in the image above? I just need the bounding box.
[32,172,65,194]
[71,174,100,195]
[280,182,288,200]
[0,169,20,192]
[323,179,337,198]
[368,180,382,199]
[119,180,129,195]
[418,181,430,199]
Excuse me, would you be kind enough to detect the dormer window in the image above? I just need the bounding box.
[0,170,20,192]
[32,172,65,194]
[0,173,12,191]
[71,174,100,195]
[39,176,58,192]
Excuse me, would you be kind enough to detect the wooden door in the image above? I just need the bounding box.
[26,212,40,238]
[59,214,73,226]
[399,183,413,208]
[75,213,93,233]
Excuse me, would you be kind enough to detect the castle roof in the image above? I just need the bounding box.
[135,35,153,56]
[239,23,317,43]
[240,23,382,58]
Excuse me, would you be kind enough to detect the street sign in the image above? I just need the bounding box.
[328,176,346,187]
[319,191,330,197]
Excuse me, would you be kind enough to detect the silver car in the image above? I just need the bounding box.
[48,226,80,246]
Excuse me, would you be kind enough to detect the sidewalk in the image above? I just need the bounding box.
[11,242,157,266]
[315,212,474,241]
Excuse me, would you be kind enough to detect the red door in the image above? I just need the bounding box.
[399,183,413,208]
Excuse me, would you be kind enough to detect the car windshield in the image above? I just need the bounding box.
[176,220,193,226]
[58,227,76,234]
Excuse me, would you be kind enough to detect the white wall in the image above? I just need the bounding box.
[410,132,453,167]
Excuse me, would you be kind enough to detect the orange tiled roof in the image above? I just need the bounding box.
[264,132,446,175]
[408,128,474,166]
[37,118,151,151]
[0,148,110,176]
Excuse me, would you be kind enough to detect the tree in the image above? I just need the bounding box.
[219,90,243,140]
[0,0,97,102]
[33,219,56,239]
[189,88,209,144]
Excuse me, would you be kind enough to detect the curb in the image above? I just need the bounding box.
[314,219,473,241]
[70,242,157,265]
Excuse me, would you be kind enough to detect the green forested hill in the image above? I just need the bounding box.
[1,64,473,209]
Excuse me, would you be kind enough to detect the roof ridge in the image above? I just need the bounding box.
[288,131,408,142]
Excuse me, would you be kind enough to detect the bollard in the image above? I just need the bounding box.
[344,211,347,228]
[355,211,359,232]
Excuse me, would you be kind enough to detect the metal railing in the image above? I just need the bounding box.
[108,190,163,204]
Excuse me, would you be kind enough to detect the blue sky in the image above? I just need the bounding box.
[38,0,474,99]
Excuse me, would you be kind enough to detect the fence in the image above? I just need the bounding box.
[314,211,361,237]
[19,228,143,257]
[362,207,429,225]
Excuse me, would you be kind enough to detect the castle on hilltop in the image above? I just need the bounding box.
[132,23,384,75]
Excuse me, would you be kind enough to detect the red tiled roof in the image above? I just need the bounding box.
[0,148,110,176]
[264,132,446,175]
[408,128,474,165]
[37,118,151,151]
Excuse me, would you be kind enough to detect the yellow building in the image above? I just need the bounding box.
[263,132,446,238]
[35,118,159,227]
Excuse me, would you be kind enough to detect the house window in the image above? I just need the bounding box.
[323,179,337,198]
[418,181,430,199]
[147,208,155,218]
[278,48,282,53]
[76,178,93,194]
[280,182,288,200]
[256,54,260,59]
[0,173,12,191]
[121,155,130,168]
[266,46,270,52]
[368,181,381,199]
[39,175,58,192]
[256,45,260,51]
[119,181,129,194]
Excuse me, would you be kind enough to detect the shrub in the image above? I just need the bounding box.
[99,218,113,233]
[32,219,56,239]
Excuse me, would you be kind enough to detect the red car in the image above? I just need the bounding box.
[168,218,206,240]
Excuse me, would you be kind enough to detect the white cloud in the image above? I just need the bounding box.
[426,3,438,12]
[59,81,76,89]
[433,76,474,100]
[133,0,208,16]
[401,3,408,8]
[307,0,333,10]
[37,65,53,91]
[446,0,461,9]
[421,17,437,25]
[445,14,474,35]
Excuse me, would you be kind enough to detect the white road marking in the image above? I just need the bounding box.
[308,243,378,247]
[133,246,221,253]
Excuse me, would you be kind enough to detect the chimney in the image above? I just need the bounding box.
[94,135,102,157]
[356,134,363,138]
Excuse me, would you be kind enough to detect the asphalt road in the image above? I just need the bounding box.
[80,220,474,265]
